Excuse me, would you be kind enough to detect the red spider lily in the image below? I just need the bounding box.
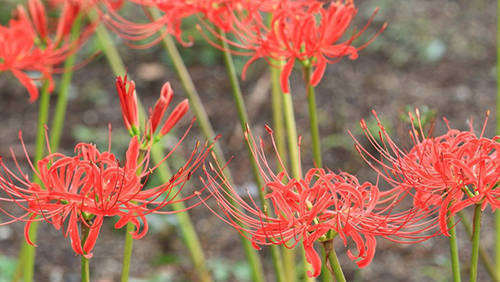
[115,75,189,140]
[100,0,268,48]
[0,128,213,258]
[350,110,500,235]
[0,0,93,101]
[49,0,125,10]
[198,0,385,93]
[200,126,438,277]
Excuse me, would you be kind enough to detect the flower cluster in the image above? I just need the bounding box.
[206,0,386,92]
[200,126,438,277]
[0,0,94,101]
[351,110,500,235]
[0,77,210,258]
[100,0,384,91]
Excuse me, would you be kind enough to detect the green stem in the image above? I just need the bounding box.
[92,17,213,281]
[270,63,287,162]
[320,246,333,282]
[283,87,315,281]
[149,8,225,165]
[217,28,268,282]
[81,222,91,282]
[457,211,498,281]
[280,81,300,282]
[120,222,135,282]
[323,241,346,282]
[149,8,266,280]
[50,14,82,151]
[150,143,212,282]
[270,61,291,282]
[13,81,52,282]
[81,255,90,282]
[447,214,461,282]
[91,12,126,76]
[269,61,292,282]
[303,65,339,282]
[470,205,483,282]
[303,65,322,168]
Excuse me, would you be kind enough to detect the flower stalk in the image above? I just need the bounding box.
[457,211,497,281]
[92,15,212,282]
[14,80,51,282]
[447,214,461,282]
[304,64,322,167]
[120,221,135,282]
[50,13,82,150]
[470,204,483,282]
[323,240,346,282]
[81,222,91,282]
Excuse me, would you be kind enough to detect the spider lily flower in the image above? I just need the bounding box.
[115,75,189,142]
[197,0,385,93]
[0,128,213,258]
[350,110,500,235]
[200,126,438,277]
[100,0,267,48]
[0,0,94,101]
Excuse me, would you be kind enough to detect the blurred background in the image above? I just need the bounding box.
[0,0,496,281]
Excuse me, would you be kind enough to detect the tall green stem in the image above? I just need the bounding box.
[50,15,82,150]
[120,221,135,282]
[303,65,321,168]
[303,65,343,282]
[13,81,52,282]
[15,14,83,280]
[81,222,91,282]
[150,143,212,282]
[149,8,266,280]
[283,88,315,281]
[322,241,346,282]
[470,205,483,282]
[280,85,299,282]
[217,28,275,282]
[92,18,213,281]
[457,211,498,281]
[269,61,291,282]
[447,214,462,282]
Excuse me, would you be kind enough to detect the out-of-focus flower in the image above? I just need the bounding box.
[351,110,500,235]
[200,126,437,277]
[198,0,385,93]
[0,0,93,101]
[102,0,268,47]
[115,75,189,141]
[0,129,212,258]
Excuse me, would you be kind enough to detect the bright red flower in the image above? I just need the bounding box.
[101,0,267,48]
[199,0,385,93]
[200,126,438,277]
[0,130,212,258]
[115,75,189,140]
[351,110,500,235]
[0,0,93,101]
